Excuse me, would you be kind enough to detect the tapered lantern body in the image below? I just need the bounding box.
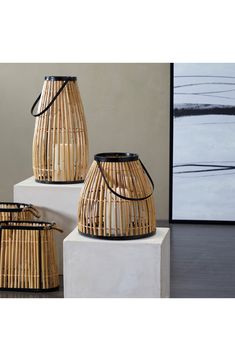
[78,153,156,239]
[0,221,61,290]
[32,76,89,183]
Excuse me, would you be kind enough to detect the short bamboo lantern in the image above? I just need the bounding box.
[0,202,40,221]
[78,152,156,240]
[31,76,89,183]
[0,221,62,290]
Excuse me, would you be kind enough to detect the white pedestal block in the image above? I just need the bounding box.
[14,176,83,274]
[64,228,170,298]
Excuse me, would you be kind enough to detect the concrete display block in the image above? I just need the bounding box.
[64,227,170,298]
[14,176,83,274]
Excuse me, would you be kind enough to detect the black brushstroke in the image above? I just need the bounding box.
[175,82,235,88]
[174,103,235,117]
[175,168,233,174]
[178,94,235,101]
[175,75,235,79]
[175,93,235,100]
[174,163,233,168]
[176,89,235,95]
[173,163,235,174]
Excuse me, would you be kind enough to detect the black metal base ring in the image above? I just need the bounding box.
[35,179,84,185]
[0,286,60,292]
[78,230,156,241]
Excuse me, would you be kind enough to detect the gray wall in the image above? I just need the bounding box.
[0,63,170,220]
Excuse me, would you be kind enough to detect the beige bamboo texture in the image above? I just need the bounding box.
[0,203,40,222]
[78,160,156,238]
[33,79,89,183]
[0,221,61,289]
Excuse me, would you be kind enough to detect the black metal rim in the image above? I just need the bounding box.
[94,152,139,162]
[44,76,77,81]
[0,202,32,212]
[0,220,56,230]
[78,230,156,240]
[35,179,84,185]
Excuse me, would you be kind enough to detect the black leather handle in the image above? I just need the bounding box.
[97,159,154,201]
[31,79,69,117]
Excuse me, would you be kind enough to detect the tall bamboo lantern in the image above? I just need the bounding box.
[78,152,156,240]
[0,221,62,290]
[31,76,89,183]
[0,202,40,221]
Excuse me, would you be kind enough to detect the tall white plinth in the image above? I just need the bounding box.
[64,228,170,298]
[14,176,83,274]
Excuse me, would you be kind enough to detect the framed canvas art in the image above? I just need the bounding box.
[170,63,235,223]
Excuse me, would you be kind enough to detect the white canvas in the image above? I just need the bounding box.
[172,63,235,221]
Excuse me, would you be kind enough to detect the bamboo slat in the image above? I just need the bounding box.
[0,203,40,222]
[0,221,61,290]
[78,153,156,239]
[32,76,89,183]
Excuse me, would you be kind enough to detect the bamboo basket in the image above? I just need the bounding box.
[31,76,89,184]
[78,152,156,240]
[0,221,62,290]
[0,202,40,221]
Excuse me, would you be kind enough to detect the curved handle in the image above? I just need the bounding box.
[31,79,70,117]
[24,205,41,218]
[97,159,154,201]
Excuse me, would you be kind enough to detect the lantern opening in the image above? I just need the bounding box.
[44,76,77,81]
[95,152,139,162]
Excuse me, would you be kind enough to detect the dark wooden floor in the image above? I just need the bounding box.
[170,223,235,298]
[0,223,234,298]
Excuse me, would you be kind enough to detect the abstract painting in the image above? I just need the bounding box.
[171,63,235,221]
